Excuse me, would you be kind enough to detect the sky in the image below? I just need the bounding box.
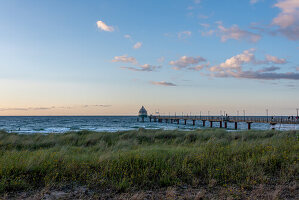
[0,0,298,116]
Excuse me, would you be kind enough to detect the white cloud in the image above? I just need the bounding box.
[249,0,299,40]
[265,55,286,64]
[169,56,206,70]
[213,50,287,71]
[157,56,165,63]
[200,23,210,28]
[271,0,299,40]
[188,63,210,71]
[113,55,160,72]
[178,31,192,39]
[250,0,260,4]
[112,55,137,64]
[124,34,131,39]
[272,0,299,28]
[217,23,261,42]
[218,48,256,69]
[96,20,114,32]
[198,14,209,19]
[207,49,298,80]
[133,42,142,49]
[201,30,214,36]
[150,81,176,86]
[121,64,160,72]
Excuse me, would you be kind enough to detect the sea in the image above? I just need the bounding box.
[0,116,298,134]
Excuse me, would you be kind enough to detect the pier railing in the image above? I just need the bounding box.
[150,115,299,125]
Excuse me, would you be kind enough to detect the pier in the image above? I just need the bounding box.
[149,115,299,130]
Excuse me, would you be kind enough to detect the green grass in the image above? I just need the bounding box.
[0,129,298,193]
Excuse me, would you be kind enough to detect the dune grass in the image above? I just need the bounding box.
[0,128,298,193]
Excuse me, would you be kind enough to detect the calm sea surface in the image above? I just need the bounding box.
[0,116,298,134]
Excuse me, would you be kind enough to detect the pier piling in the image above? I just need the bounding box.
[150,115,298,130]
[247,122,252,130]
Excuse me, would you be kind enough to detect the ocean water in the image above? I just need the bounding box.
[0,116,298,134]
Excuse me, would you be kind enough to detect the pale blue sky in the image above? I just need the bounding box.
[0,0,298,116]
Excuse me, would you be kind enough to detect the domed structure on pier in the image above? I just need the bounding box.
[138,106,148,118]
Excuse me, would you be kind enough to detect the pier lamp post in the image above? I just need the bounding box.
[297,108,298,117]
[266,109,269,122]
[208,111,210,117]
[200,111,201,118]
[243,110,245,121]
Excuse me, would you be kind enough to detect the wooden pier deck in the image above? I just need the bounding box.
[149,115,299,130]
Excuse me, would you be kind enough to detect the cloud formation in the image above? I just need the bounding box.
[157,56,165,63]
[169,56,207,70]
[272,0,299,40]
[200,23,210,28]
[258,66,280,73]
[121,64,160,72]
[265,54,286,64]
[250,0,260,4]
[112,55,137,64]
[150,81,177,86]
[208,49,298,80]
[201,29,214,36]
[188,63,210,71]
[217,23,261,42]
[209,49,286,73]
[133,42,142,49]
[113,55,160,72]
[272,0,299,28]
[178,31,192,39]
[215,48,256,70]
[96,20,114,32]
[0,105,112,112]
[0,107,52,111]
[215,71,299,80]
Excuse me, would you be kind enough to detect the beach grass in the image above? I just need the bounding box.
[0,129,298,194]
